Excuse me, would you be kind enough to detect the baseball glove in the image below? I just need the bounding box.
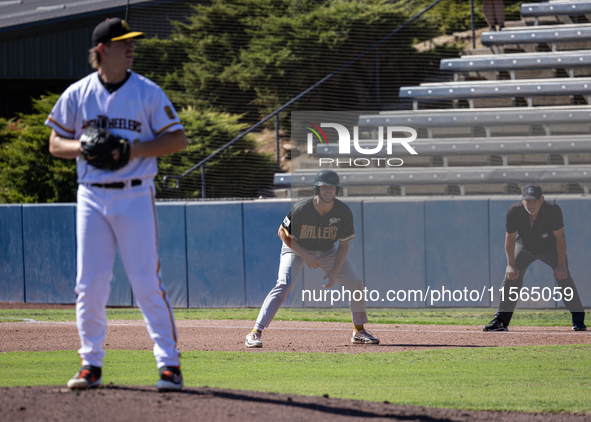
[79,126,130,170]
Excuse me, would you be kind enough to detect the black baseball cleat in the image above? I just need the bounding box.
[157,366,183,391]
[483,318,508,332]
[572,322,587,331]
[67,365,102,390]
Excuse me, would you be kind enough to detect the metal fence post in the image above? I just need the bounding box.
[201,166,205,199]
[275,114,280,172]
[471,0,475,49]
[376,48,381,112]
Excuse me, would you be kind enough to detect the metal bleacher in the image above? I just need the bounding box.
[275,166,591,196]
[521,1,591,25]
[440,51,591,79]
[357,106,591,129]
[315,135,591,166]
[399,77,591,109]
[481,23,591,52]
[277,1,591,197]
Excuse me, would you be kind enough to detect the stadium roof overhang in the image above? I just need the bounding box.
[0,0,175,33]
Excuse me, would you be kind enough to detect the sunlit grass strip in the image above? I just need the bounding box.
[1,345,590,413]
[0,307,584,327]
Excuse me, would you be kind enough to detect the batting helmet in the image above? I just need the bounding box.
[313,169,341,195]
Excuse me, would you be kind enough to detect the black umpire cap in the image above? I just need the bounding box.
[522,183,543,200]
[92,18,145,46]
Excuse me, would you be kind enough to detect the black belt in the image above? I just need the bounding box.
[90,179,142,189]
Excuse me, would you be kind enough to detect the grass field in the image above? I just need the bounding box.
[1,307,589,414]
[0,307,581,327]
[1,346,590,413]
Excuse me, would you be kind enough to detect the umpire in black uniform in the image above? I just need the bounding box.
[484,183,586,332]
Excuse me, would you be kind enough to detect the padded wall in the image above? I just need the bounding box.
[156,202,189,308]
[364,199,426,308]
[0,205,25,302]
[425,199,490,307]
[22,204,77,303]
[549,198,591,308]
[3,198,591,309]
[186,202,245,308]
[243,200,292,307]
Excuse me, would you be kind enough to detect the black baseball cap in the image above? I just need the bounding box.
[522,183,543,200]
[314,169,341,187]
[92,18,145,46]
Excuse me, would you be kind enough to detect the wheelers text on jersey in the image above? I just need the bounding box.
[83,115,142,133]
[299,224,338,241]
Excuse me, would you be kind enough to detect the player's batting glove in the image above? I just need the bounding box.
[80,125,130,170]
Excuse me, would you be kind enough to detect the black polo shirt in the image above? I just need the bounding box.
[281,196,355,251]
[506,201,564,254]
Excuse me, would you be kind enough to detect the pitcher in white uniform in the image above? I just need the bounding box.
[46,17,188,391]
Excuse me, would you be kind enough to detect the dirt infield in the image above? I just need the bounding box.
[2,303,589,421]
[2,318,589,353]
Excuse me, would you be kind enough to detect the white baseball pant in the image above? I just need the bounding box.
[75,180,179,368]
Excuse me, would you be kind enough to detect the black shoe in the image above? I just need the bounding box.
[67,365,102,389]
[483,318,508,332]
[572,322,587,331]
[157,366,183,391]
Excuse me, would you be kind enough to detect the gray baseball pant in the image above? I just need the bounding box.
[255,244,369,328]
[494,243,585,326]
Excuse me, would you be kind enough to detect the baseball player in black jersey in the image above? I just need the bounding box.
[245,170,379,347]
[484,183,586,332]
